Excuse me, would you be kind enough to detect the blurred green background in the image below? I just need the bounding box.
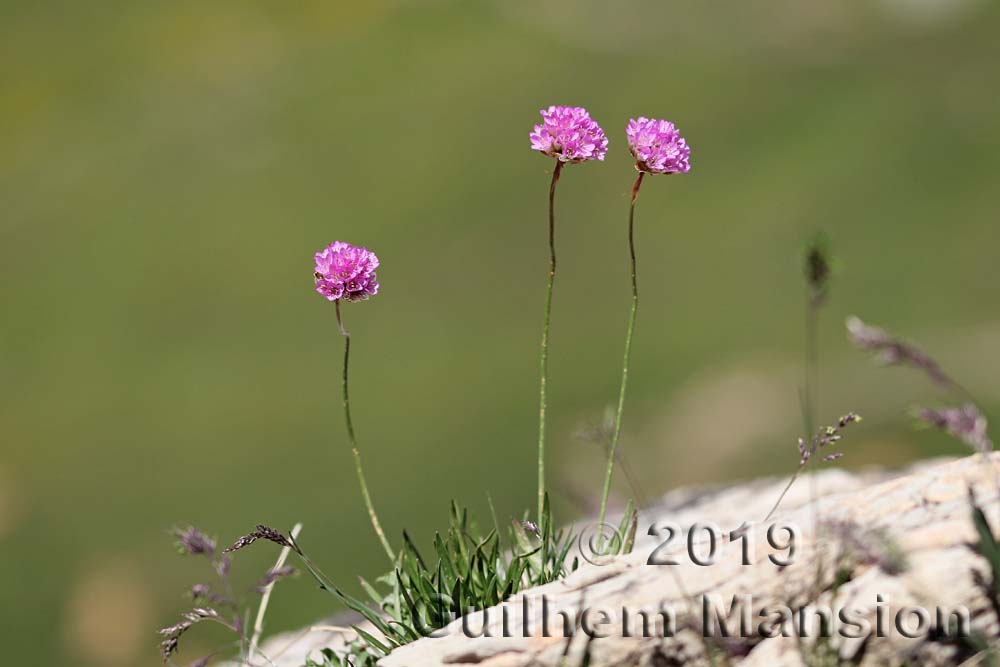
[2,1,998,665]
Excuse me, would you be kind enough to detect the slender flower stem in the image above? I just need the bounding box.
[598,171,645,535]
[537,159,564,522]
[335,301,395,563]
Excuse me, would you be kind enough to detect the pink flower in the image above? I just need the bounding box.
[314,241,379,302]
[529,106,608,163]
[626,117,691,174]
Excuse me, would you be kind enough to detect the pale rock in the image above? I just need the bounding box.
[252,455,999,667]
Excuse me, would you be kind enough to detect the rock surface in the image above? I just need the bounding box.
[256,455,1000,667]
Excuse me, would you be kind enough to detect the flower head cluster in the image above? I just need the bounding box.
[314,241,379,302]
[530,106,608,163]
[626,117,691,174]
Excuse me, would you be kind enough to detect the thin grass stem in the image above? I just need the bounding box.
[804,293,823,595]
[763,463,805,523]
[249,522,303,663]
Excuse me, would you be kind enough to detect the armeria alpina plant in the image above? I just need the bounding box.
[200,225,594,666]
[529,105,607,523]
[314,240,395,563]
[596,117,690,538]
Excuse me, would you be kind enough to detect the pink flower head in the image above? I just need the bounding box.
[626,117,691,174]
[529,106,608,163]
[314,241,379,302]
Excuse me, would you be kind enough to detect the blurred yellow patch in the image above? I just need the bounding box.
[64,560,153,667]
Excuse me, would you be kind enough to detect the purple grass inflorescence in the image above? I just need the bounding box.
[797,412,862,466]
[764,412,861,522]
[529,106,608,163]
[174,526,216,557]
[256,565,297,592]
[626,117,691,174]
[224,525,292,553]
[846,316,953,387]
[314,241,379,302]
[918,404,993,454]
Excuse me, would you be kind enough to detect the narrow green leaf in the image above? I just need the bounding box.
[386,619,421,643]
[395,570,424,631]
[970,492,1000,588]
[486,492,501,539]
[333,588,400,646]
[402,530,428,572]
[433,532,458,581]
[351,625,391,656]
[358,576,384,608]
[623,510,638,555]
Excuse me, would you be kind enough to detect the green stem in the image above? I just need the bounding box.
[335,301,396,563]
[538,159,564,522]
[803,295,818,450]
[598,171,645,534]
